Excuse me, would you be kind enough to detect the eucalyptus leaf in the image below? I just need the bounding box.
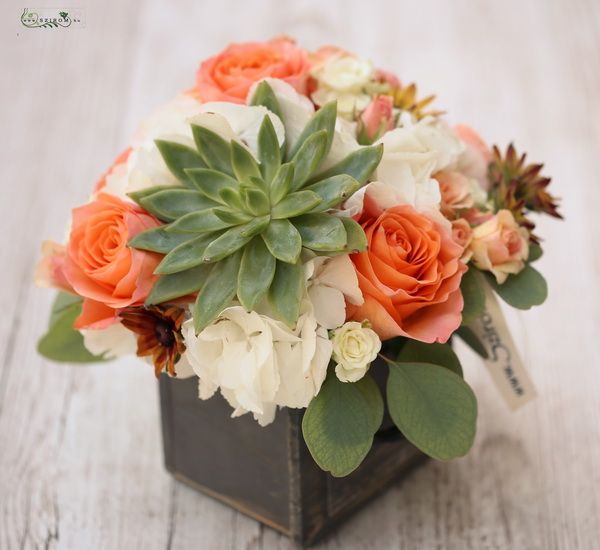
[269,259,304,326]
[155,139,207,188]
[528,242,543,263]
[194,251,242,332]
[486,265,548,309]
[146,264,212,305]
[302,372,383,477]
[261,219,302,263]
[38,293,108,363]
[387,360,477,460]
[398,340,463,377]
[237,237,276,311]
[455,326,489,359]
[271,190,322,219]
[293,213,347,252]
[460,267,486,325]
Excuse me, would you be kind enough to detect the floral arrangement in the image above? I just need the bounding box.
[36,38,561,477]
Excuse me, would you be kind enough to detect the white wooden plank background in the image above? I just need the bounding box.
[2,0,600,548]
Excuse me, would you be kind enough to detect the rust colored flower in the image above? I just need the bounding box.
[488,144,562,240]
[119,306,186,377]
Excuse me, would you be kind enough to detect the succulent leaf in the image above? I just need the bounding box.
[128,227,198,253]
[231,140,261,184]
[130,83,382,329]
[293,213,347,252]
[194,251,242,332]
[305,175,360,212]
[262,219,302,263]
[155,139,207,188]
[257,115,281,184]
[165,209,234,233]
[288,101,337,161]
[155,233,218,274]
[146,264,212,305]
[191,124,234,176]
[237,237,276,311]
[316,144,383,185]
[138,189,218,221]
[289,130,328,191]
[269,259,304,326]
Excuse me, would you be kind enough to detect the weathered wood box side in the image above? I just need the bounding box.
[159,362,427,546]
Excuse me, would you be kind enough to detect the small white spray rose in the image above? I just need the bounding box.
[331,322,381,383]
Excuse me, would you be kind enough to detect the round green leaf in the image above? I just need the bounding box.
[387,361,477,460]
[302,373,383,477]
[486,265,548,310]
[398,340,463,377]
[460,267,486,325]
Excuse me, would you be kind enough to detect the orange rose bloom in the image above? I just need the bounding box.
[64,193,162,329]
[348,197,467,343]
[194,38,310,103]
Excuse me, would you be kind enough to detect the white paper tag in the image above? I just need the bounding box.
[469,283,537,410]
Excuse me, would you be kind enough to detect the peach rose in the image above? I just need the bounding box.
[455,124,493,189]
[94,148,132,194]
[435,170,474,219]
[358,95,395,143]
[451,219,474,262]
[34,241,73,293]
[348,194,467,343]
[63,193,162,328]
[194,38,310,103]
[469,209,529,283]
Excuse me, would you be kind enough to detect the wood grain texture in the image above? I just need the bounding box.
[1,0,599,548]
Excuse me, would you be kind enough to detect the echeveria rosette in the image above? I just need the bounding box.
[128,81,383,332]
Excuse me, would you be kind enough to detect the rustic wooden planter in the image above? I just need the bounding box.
[159,359,427,546]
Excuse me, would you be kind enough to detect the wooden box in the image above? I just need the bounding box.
[158,360,427,546]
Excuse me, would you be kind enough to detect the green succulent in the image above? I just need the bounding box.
[128,81,383,332]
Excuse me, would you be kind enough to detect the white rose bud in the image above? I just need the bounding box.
[331,322,381,383]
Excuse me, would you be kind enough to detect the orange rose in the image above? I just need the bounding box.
[63,193,161,328]
[348,195,467,343]
[194,38,310,103]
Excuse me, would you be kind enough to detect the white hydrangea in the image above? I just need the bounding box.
[182,302,332,426]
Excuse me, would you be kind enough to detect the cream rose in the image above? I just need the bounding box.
[182,304,332,426]
[470,209,529,283]
[331,322,381,383]
[311,55,374,117]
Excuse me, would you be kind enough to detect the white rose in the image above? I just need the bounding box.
[375,117,464,212]
[331,322,381,383]
[304,254,363,329]
[183,303,332,426]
